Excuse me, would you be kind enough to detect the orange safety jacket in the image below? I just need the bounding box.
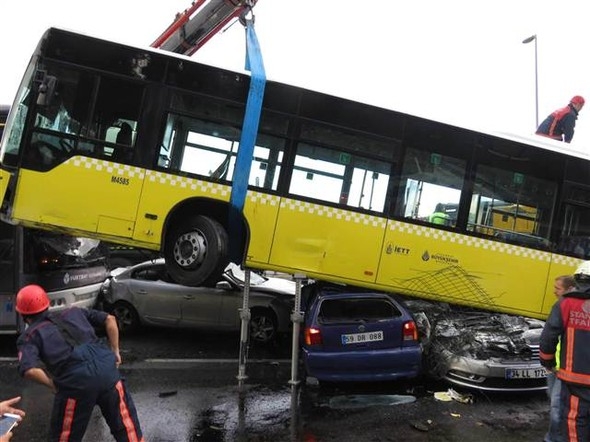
[540,290,590,387]
[536,104,579,143]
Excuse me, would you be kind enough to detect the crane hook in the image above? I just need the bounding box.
[239,3,255,27]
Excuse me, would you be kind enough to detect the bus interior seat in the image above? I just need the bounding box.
[116,123,133,145]
[112,123,133,162]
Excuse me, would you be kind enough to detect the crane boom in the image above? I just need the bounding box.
[151,0,257,56]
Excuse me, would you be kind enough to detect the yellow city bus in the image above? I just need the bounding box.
[1,28,589,320]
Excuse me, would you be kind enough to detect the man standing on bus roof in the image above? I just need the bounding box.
[536,95,585,143]
[15,284,144,442]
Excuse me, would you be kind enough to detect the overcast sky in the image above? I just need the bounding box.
[1,0,589,151]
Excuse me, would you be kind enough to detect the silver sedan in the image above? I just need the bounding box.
[100,259,295,344]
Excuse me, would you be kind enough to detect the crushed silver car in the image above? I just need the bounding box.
[405,299,547,392]
[100,259,295,344]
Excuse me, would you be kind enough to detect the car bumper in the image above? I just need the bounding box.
[302,347,422,382]
[437,349,548,392]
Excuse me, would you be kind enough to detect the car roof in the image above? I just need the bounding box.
[317,290,394,299]
[111,258,295,295]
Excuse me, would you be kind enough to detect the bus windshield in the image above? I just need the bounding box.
[24,229,105,272]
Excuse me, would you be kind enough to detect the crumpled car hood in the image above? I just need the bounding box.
[434,314,541,359]
[405,299,544,360]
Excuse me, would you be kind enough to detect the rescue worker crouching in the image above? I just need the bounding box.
[15,284,144,442]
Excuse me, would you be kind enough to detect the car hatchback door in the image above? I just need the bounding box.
[317,295,407,352]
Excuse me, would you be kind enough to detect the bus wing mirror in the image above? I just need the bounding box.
[36,75,58,107]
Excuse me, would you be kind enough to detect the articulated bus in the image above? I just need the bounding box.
[1,28,589,320]
[0,104,109,333]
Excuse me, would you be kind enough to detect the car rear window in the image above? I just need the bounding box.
[318,298,402,323]
[133,265,168,281]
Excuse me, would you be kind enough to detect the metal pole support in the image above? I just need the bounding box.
[237,268,251,384]
[289,273,306,386]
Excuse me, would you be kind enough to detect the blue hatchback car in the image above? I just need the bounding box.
[301,286,422,383]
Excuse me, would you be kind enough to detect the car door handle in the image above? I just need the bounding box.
[183,295,194,300]
[138,290,148,294]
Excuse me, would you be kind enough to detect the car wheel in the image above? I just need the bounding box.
[250,309,278,344]
[110,301,140,333]
[164,214,229,287]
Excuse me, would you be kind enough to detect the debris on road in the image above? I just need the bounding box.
[434,388,474,404]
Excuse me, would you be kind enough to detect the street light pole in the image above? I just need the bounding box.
[522,34,539,128]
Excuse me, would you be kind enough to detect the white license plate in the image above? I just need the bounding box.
[505,368,547,379]
[341,331,383,345]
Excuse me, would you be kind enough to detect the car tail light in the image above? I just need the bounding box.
[304,327,322,346]
[403,320,418,341]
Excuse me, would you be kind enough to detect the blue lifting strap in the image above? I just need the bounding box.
[229,18,266,213]
[228,17,266,260]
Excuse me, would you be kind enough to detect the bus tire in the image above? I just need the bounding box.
[164,214,229,287]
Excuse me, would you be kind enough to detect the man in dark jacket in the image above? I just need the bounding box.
[536,95,585,143]
[540,261,590,441]
[16,284,144,442]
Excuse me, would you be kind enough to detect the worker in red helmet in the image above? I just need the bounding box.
[536,95,585,143]
[15,284,144,442]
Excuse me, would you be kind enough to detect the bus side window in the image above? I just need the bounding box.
[288,142,389,212]
[556,201,590,258]
[396,147,464,227]
[468,164,556,245]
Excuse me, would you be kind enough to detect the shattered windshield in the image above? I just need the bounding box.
[37,234,100,258]
[25,229,107,272]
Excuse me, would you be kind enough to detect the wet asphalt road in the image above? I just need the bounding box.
[0,328,551,441]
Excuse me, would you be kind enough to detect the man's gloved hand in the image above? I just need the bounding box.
[540,357,556,370]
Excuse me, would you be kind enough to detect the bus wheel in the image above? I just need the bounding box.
[164,214,229,287]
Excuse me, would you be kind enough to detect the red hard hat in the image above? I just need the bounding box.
[571,95,585,106]
[15,284,50,315]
